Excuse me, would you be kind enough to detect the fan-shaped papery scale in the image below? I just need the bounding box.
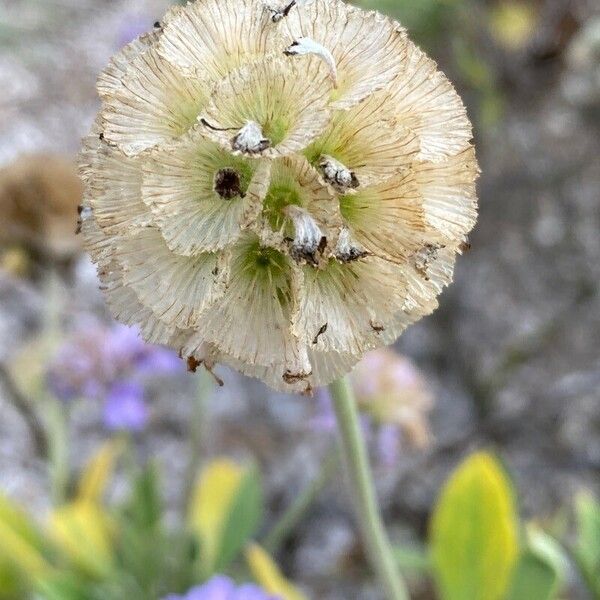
[294,257,407,356]
[156,0,279,80]
[98,262,185,347]
[199,56,333,158]
[100,47,211,156]
[387,41,473,162]
[339,171,427,264]
[182,234,310,375]
[96,4,184,99]
[221,348,361,395]
[117,227,228,331]
[143,130,271,256]
[279,0,407,109]
[414,147,479,241]
[304,92,419,188]
[88,144,152,234]
[381,243,462,345]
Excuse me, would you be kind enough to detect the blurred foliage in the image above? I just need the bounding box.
[574,493,600,598]
[425,452,597,600]
[488,1,538,51]
[356,0,543,129]
[189,459,263,577]
[355,0,452,49]
[0,446,300,600]
[430,452,519,600]
[0,430,599,599]
[246,544,307,600]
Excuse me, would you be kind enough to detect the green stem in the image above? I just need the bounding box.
[47,399,69,505]
[264,446,340,554]
[182,368,213,511]
[329,377,410,600]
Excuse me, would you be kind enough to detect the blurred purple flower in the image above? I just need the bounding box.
[103,381,148,433]
[376,423,402,468]
[136,346,182,376]
[309,388,337,432]
[46,320,184,431]
[163,575,280,600]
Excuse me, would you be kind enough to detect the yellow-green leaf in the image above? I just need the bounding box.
[430,452,519,600]
[0,519,49,576]
[49,502,113,578]
[188,459,244,569]
[213,466,262,571]
[0,495,49,577]
[246,544,307,600]
[574,492,600,595]
[77,439,124,504]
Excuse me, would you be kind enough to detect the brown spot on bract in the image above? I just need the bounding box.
[370,320,385,333]
[283,369,312,384]
[187,356,201,372]
[312,323,328,345]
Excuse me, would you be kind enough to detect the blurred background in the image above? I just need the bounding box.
[0,0,599,599]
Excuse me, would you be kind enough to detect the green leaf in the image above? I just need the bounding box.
[429,452,519,600]
[213,466,263,572]
[35,572,91,600]
[125,463,163,531]
[0,501,50,577]
[574,493,600,597]
[506,551,559,600]
[0,563,28,600]
[116,464,166,594]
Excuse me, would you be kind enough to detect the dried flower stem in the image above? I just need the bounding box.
[329,377,409,600]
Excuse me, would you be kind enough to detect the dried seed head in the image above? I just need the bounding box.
[80,0,478,393]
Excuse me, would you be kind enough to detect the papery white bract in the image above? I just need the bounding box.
[80,0,479,394]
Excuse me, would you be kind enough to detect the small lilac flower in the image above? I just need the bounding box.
[163,575,280,600]
[103,381,148,433]
[46,320,183,432]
